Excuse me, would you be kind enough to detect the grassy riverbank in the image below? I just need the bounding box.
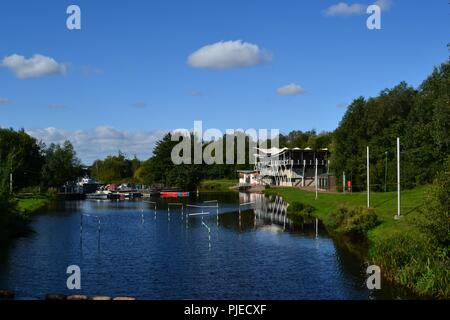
[15,194,53,214]
[264,186,449,298]
[264,186,427,234]
[0,194,54,241]
[199,179,237,192]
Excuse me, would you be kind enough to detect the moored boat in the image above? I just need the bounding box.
[160,191,190,198]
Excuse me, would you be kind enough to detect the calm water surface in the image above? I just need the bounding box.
[0,193,412,299]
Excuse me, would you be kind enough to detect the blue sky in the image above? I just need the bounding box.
[0,0,448,163]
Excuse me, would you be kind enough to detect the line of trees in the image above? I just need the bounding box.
[90,152,141,184]
[332,62,449,191]
[0,129,83,194]
[2,62,447,194]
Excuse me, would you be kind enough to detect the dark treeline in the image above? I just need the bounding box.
[90,152,141,184]
[0,129,83,195]
[332,62,449,191]
[0,129,82,236]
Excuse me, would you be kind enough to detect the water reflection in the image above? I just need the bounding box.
[0,193,418,300]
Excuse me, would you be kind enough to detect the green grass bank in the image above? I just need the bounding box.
[15,194,54,215]
[199,179,237,192]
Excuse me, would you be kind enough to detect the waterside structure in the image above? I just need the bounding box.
[240,147,335,190]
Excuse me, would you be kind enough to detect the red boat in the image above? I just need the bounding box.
[160,191,190,198]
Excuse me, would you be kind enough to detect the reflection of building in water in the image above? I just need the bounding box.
[237,170,258,188]
[239,192,292,230]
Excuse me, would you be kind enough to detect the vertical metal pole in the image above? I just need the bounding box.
[367,146,370,208]
[9,172,13,194]
[343,172,346,194]
[385,151,388,193]
[80,214,83,245]
[315,158,318,200]
[397,138,401,217]
[302,160,306,187]
[315,218,318,238]
[238,206,241,229]
[97,217,101,249]
[216,203,219,227]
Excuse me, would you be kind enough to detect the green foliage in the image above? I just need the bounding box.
[288,201,315,215]
[140,134,203,189]
[0,128,44,192]
[91,152,141,184]
[371,230,449,298]
[41,141,82,188]
[279,130,333,150]
[330,205,379,236]
[332,62,450,191]
[287,201,316,224]
[199,179,237,192]
[413,157,450,247]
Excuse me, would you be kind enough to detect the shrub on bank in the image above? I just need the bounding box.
[287,201,316,224]
[370,230,449,298]
[413,158,450,247]
[329,205,379,236]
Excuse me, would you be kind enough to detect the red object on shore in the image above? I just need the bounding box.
[160,191,190,198]
[347,181,352,190]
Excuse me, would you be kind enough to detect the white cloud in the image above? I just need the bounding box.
[2,54,66,79]
[324,0,392,16]
[0,97,11,105]
[374,0,392,11]
[26,126,166,165]
[324,2,366,16]
[276,84,305,96]
[187,40,271,69]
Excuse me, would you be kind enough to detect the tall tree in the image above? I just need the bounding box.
[41,141,82,188]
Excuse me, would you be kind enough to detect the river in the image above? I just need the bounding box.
[0,192,413,299]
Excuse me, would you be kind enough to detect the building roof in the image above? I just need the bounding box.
[237,170,258,174]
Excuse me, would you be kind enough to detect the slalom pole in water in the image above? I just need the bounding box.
[97,217,101,249]
[80,214,83,249]
[315,218,318,239]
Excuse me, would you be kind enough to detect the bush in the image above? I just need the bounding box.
[371,230,449,298]
[330,205,379,236]
[414,158,450,247]
[287,202,316,224]
[289,201,315,214]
